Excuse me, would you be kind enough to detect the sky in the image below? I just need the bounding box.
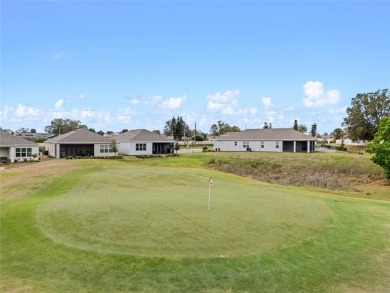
[1,0,389,135]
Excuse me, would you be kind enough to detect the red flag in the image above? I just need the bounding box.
[209,178,213,185]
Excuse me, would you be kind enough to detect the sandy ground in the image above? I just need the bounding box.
[0,158,86,201]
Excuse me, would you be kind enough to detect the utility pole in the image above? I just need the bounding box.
[194,123,197,143]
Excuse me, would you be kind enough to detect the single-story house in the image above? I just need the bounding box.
[213,128,317,153]
[115,129,175,156]
[0,132,40,162]
[45,128,116,158]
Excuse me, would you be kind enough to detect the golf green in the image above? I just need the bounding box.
[36,166,333,258]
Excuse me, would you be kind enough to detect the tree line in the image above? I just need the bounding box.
[3,89,388,142]
[2,89,388,177]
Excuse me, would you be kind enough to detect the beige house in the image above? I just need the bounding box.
[45,128,116,158]
[213,128,317,153]
[115,129,175,156]
[0,132,39,162]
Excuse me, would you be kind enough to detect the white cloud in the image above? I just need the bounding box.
[53,52,65,59]
[132,95,163,107]
[129,94,186,111]
[207,89,257,116]
[54,99,64,110]
[265,109,284,123]
[15,103,41,117]
[145,95,163,106]
[248,107,258,115]
[116,107,136,123]
[285,106,295,112]
[161,95,186,110]
[81,108,95,119]
[0,105,13,120]
[130,98,141,105]
[258,97,284,124]
[303,81,341,108]
[207,89,239,112]
[261,97,272,109]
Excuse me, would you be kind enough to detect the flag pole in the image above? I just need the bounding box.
[208,177,212,210]
[208,182,211,210]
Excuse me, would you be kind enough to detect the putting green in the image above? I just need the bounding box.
[36,166,333,258]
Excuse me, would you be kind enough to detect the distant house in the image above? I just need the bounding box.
[15,132,54,141]
[0,132,39,162]
[45,128,115,158]
[213,128,317,153]
[115,129,175,156]
[320,135,334,144]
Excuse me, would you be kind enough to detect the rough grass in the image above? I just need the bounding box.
[203,152,388,200]
[0,158,123,201]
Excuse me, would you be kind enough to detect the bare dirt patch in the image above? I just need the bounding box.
[0,159,91,201]
[0,272,34,293]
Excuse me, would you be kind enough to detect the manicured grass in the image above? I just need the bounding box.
[1,158,390,292]
[35,166,332,258]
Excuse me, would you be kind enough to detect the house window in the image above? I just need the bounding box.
[16,147,32,157]
[100,144,113,153]
[275,142,280,149]
[243,141,249,148]
[136,143,146,151]
[261,141,264,148]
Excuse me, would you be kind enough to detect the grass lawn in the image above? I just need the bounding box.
[1,156,390,292]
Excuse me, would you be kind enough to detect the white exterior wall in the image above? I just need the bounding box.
[94,144,115,157]
[252,141,283,152]
[214,140,283,152]
[214,140,247,152]
[10,147,16,161]
[118,142,153,156]
[133,142,153,155]
[8,146,39,162]
[117,142,129,155]
[45,143,57,158]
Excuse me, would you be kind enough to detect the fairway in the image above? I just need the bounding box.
[1,159,389,293]
[36,166,332,258]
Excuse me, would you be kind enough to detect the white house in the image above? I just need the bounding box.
[0,132,40,163]
[213,128,317,153]
[45,128,116,158]
[115,129,175,156]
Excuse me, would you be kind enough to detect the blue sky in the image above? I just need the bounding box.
[1,1,389,134]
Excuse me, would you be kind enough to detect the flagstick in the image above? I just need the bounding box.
[208,182,211,210]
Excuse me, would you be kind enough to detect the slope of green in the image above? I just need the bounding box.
[35,166,332,258]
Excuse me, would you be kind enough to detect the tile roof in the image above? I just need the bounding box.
[216,128,317,141]
[114,129,175,143]
[0,132,39,147]
[45,128,112,144]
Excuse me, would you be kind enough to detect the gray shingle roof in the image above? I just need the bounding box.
[115,129,174,143]
[216,128,317,141]
[45,128,112,144]
[0,132,39,147]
